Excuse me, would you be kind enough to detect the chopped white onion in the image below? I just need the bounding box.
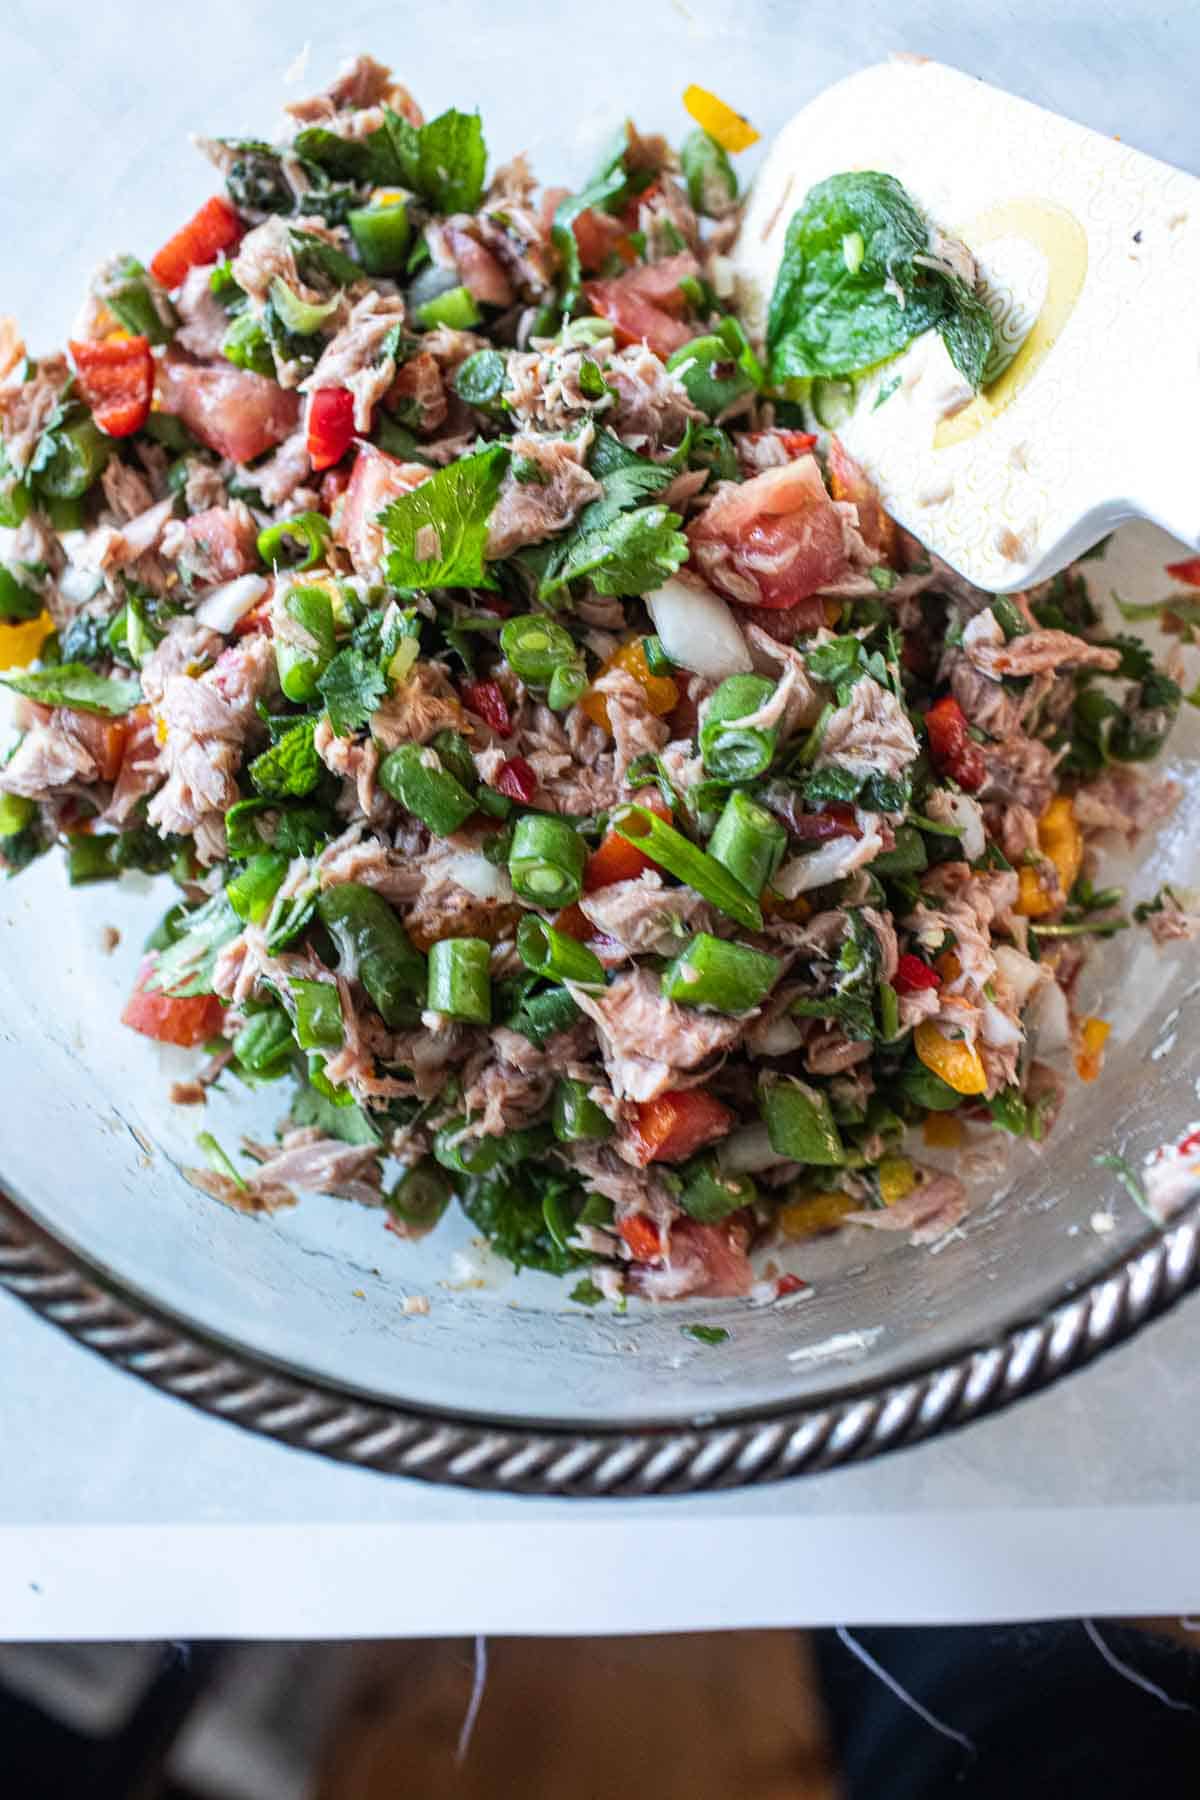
[441,850,513,903]
[993,944,1046,1009]
[194,574,269,634]
[58,562,104,607]
[980,1000,1024,1049]
[646,577,752,680]
[938,791,987,862]
[1027,978,1070,1054]
[716,1122,791,1174]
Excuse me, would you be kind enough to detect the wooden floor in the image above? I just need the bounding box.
[314,1632,841,1799]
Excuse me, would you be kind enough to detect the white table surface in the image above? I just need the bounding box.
[4,0,1200,1640]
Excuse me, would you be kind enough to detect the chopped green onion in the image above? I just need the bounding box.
[290,978,343,1050]
[386,1160,452,1231]
[759,1075,846,1166]
[268,276,339,336]
[642,634,675,677]
[680,127,738,219]
[221,309,274,377]
[232,1008,294,1076]
[499,612,578,685]
[508,813,586,908]
[35,416,110,499]
[661,932,780,1013]
[991,595,1030,640]
[317,883,427,1025]
[878,980,900,1041]
[274,584,336,704]
[0,793,35,838]
[257,512,332,572]
[99,254,176,345]
[378,742,477,836]
[65,834,122,885]
[707,788,786,898]
[226,852,288,924]
[347,200,410,275]
[196,1132,246,1191]
[516,914,605,986]
[415,283,481,330]
[612,803,763,931]
[679,1158,757,1223]
[504,982,579,1046]
[427,936,492,1023]
[547,662,588,710]
[433,1117,506,1177]
[429,728,478,793]
[699,673,778,779]
[552,1076,613,1143]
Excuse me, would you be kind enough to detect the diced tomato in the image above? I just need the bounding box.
[179,505,260,583]
[150,195,243,291]
[495,755,537,802]
[571,208,629,273]
[925,694,986,793]
[121,959,224,1049]
[307,386,357,473]
[460,679,513,738]
[319,465,352,512]
[68,336,153,438]
[826,435,897,559]
[894,953,942,996]
[552,903,592,941]
[61,709,130,783]
[631,1089,735,1165]
[618,1213,663,1262]
[334,444,430,574]
[442,224,513,307]
[667,1218,754,1297]
[687,455,847,608]
[776,1272,808,1298]
[159,357,300,465]
[789,802,861,842]
[232,602,272,639]
[584,253,701,359]
[1165,557,1200,587]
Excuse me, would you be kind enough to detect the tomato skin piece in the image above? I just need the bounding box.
[495,755,537,802]
[121,960,224,1048]
[68,336,154,438]
[894,953,942,996]
[924,694,986,792]
[618,1213,663,1261]
[159,358,300,465]
[1165,556,1200,587]
[150,195,243,291]
[631,1090,735,1165]
[571,207,629,273]
[307,386,357,472]
[582,272,696,359]
[460,679,513,738]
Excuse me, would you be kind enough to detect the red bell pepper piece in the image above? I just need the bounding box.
[68,336,154,438]
[1165,557,1200,587]
[630,1089,735,1165]
[306,387,357,473]
[149,195,243,291]
[494,755,536,802]
[618,1213,663,1262]
[894,953,942,995]
[121,959,224,1048]
[460,679,513,738]
[924,694,986,793]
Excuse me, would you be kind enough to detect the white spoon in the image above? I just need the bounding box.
[731,57,1200,593]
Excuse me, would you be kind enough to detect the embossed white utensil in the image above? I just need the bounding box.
[732,58,1200,593]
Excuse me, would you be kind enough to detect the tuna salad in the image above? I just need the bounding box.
[0,56,1191,1303]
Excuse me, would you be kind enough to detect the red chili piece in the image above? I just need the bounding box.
[894,953,942,996]
[307,387,357,472]
[924,694,986,793]
[495,755,537,803]
[776,1273,808,1298]
[461,679,513,738]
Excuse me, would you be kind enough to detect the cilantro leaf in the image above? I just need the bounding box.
[416,109,487,215]
[318,648,388,738]
[248,717,321,798]
[290,1080,382,1147]
[587,429,675,511]
[537,503,687,599]
[0,663,140,716]
[382,444,509,590]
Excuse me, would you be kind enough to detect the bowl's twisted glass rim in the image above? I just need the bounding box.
[2,1182,1198,1495]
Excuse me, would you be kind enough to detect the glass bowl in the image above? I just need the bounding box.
[2,5,1199,1493]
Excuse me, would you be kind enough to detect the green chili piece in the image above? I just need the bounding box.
[221,309,274,377]
[433,1117,506,1177]
[226,852,289,924]
[316,882,427,1026]
[386,1160,453,1230]
[612,803,763,931]
[348,200,411,275]
[232,1008,295,1076]
[679,1157,756,1223]
[274,585,336,704]
[499,613,578,685]
[378,742,477,835]
[547,662,588,711]
[759,1075,846,1166]
[666,334,756,418]
[699,673,778,779]
[36,416,110,499]
[508,813,586,907]
[707,788,787,897]
[552,1076,613,1143]
[427,936,492,1023]
[415,284,481,330]
[516,914,605,986]
[257,511,332,572]
[680,127,738,219]
[661,932,781,1013]
[429,728,478,793]
[290,978,344,1050]
[269,277,340,336]
[0,793,35,838]
[65,834,122,885]
[100,255,176,345]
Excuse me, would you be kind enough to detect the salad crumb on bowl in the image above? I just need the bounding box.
[0,52,1194,1313]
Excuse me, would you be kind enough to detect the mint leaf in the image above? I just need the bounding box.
[381,106,422,188]
[0,663,140,716]
[318,648,388,738]
[290,1080,382,1147]
[248,717,321,798]
[569,1277,606,1307]
[538,503,688,600]
[382,443,509,591]
[417,109,487,214]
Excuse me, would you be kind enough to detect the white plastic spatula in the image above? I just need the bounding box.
[731,58,1200,593]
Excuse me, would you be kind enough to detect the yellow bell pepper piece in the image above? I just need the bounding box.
[1075,1015,1111,1083]
[580,637,678,736]
[923,1112,966,1149]
[0,610,54,670]
[878,1156,917,1205]
[1015,794,1084,918]
[682,85,761,152]
[778,1190,855,1239]
[914,1019,988,1096]
[762,889,812,923]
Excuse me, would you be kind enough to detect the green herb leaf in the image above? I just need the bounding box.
[538,503,687,599]
[318,647,388,738]
[415,108,487,214]
[682,1324,730,1346]
[248,717,321,798]
[290,1080,382,1147]
[568,1277,606,1307]
[0,662,140,716]
[382,443,509,591]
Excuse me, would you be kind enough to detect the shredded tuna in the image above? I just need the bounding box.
[302,290,406,431]
[485,426,602,558]
[845,1173,969,1244]
[567,967,749,1102]
[579,872,713,954]
[243,1127,383,1206]
[818,677,919,780]
[370,663,469,749]
[606,343,703,453]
